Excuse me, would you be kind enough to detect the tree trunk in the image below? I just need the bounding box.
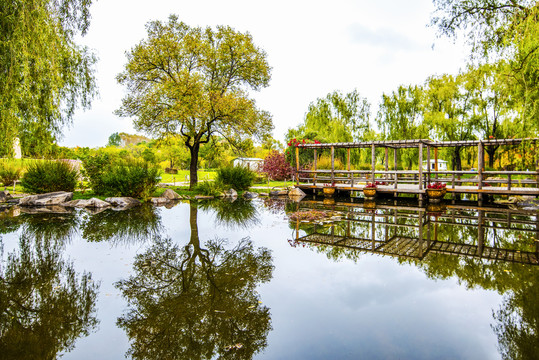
[189,142,200,190]
[453,146,462,172]
[486,146,498,168]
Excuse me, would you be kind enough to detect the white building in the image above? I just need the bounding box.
[422,159,448,171]
[232,157,264,171]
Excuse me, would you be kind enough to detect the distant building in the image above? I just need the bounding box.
[232,157,264,171]
[422,159,448,171]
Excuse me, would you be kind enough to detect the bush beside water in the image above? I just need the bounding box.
[21,160,78,193]
[82,155,160,199]
[216,166,256,191]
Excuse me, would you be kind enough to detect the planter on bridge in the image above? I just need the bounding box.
[363,183,377,200]
[323,183,336,197]
[427,182,447,203]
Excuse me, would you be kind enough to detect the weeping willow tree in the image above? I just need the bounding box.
[0,0,97,157]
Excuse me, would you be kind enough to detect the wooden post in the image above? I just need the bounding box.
[347,148,351,185]
[295,146,300,185]
[394,148,398,190]
[477,210,484,256]
[508,173,512,191]
[427,145,431,185]
[313,149,317,186]
[434,147,438,179]
[478,141,484,200]
[384,147,388,180]
[418,143,423,191]
[371,143,376,183]
[331,146,335,184]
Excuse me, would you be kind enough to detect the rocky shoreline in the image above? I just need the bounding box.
[0,187,307,215]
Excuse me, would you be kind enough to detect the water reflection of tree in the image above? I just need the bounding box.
[199,198,260,229]
[116,205,274,359]
[80,204,163,244]
[0,235,99,359]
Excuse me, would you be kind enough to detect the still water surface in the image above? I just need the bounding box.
[1,197,537,359]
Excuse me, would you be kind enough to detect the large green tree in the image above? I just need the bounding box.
[287,89,372,144]
[0,0,97,157]
[116,16,273,189]
[376,85,429,169]
[431,0,539,130]
[424,73,481,170]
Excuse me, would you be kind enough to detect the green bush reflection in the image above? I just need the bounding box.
[80,204,163,243]
[116,205,274,359]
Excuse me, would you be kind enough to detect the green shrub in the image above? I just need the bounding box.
[99,160,161,199]
[21,160,78,193]
[216,166,256,191]
[0,161,22,186]
[81,152,112,195]
[195,181,222,196]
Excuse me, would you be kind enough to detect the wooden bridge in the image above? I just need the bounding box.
[290,200,539,266]
[293,138,539,200]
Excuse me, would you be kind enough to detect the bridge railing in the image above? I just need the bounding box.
[296,168,539,191]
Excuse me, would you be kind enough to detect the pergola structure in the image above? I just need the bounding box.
[294,138,539,200]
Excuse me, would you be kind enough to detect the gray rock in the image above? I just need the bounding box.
[259,192,269,197]
[19,192,73,206]
[105,197,141,208]
[243,191,258,199]
[270,190,288,196]
[288,187,306,197]
[0,190,12,202]
[223,189,238,197]
[194,195,214,200]
[151,197,170,206]
[223,188,238,198]
[161,188,181,200]
[63,198,111,208]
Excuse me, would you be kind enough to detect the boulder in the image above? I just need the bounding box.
[18,192,73,206]
[161,188,181,200]
[288,187,306,197]
[151,197,170,206]
[223,188,238,198]
[0,190,12,202]
[63,198,111,209]
[194,195,214,200]
[105,197,141,208]
[259,192,269,197]
[269,190,288,196]
[243,191,258,199]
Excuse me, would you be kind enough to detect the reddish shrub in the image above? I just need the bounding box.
[262,151,293,181]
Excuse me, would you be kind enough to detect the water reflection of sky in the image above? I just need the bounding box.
[1,200,523,359]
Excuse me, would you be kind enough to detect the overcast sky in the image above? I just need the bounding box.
[59,0,469,148]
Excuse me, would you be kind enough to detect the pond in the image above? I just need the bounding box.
[0,196,538,359]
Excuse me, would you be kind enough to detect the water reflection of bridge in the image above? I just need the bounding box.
[292,200,539,266]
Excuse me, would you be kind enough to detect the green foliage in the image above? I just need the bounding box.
[0,160,22,186]
[216,166,256,191]
[21,160,78,193]
[81,152,161,198]
[116,15,273,189]
[107,132,122,147]
[194,181,222,197]
[98,160,161,199]
[0,0,97,157]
